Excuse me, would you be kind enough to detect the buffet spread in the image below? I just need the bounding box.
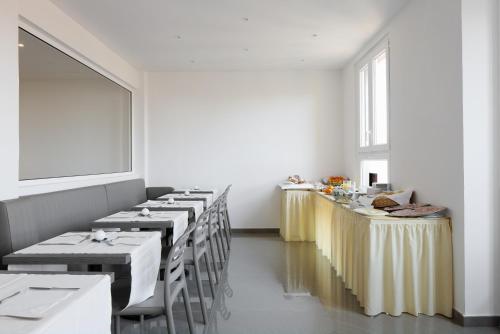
[279,175,453,318]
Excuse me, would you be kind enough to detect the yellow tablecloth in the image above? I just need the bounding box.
[280,190,315,241]
[281,190,453,317]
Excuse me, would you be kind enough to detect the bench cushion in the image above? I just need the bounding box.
[104,179,147,213]
[146,187,174,200]
[0,185,108,254]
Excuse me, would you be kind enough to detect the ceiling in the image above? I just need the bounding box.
[51,0,409,71]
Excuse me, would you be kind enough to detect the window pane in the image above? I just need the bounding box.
[372,51,388,145]
[359,65,370,147]
[360,159,388,188]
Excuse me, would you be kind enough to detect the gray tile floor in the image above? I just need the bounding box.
[120,235,500,334]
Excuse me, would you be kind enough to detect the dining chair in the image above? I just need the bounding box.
[216,185,232,256]
[183,206,216,325]
[207,197,226,283]
[112,223,196,334]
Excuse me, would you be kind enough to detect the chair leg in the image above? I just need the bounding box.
[114,315,121,334]
[219,225,229,257]
[165,302,176,334]
[217,217,229,258]
[215,230,226,265]
[209,237,221,283]
[194,258,209,324]
[204,251,216,299]
[224,210,232,246]
[139,315,144,334]
[182,284,195,334]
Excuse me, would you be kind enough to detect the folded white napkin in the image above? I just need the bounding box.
[39,235,88,245]
[0,275,26,290]
[110,237,143,246]
[113,212,139,218]
[0,288,76,319]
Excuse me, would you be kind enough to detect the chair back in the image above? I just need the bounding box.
[208,196,221,236]
[192,206,210,254]
[164,222,195,287]
[217,185,232,223]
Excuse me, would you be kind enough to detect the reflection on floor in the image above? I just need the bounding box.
[120,235,500,334]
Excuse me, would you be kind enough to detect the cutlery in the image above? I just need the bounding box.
[29,287,79,290]
[60,233,88,237]
[111,243,142,246]
[78,235,91,244]
[103,240,114,246]
[0,290,22,304]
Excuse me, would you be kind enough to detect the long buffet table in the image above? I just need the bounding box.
[280,189,453,317]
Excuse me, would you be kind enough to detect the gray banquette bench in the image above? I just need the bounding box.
[0,179,173,267]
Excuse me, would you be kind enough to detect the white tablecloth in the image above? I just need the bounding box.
[159,193,213,207]
[278,182,315,190]
[95,211,188,242]
[0,273,111,334]
[136,200,204,221]
[174,188,219,200]
[9,232,161,308]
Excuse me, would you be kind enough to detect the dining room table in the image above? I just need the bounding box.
[0,272,111,334]
[91,210,189,242]
[132,200,204,222]
[158,192,213,208]
[172,188,218,200]
[3,231,161,308]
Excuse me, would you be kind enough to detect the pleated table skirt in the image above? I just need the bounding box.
[280,190,453,317]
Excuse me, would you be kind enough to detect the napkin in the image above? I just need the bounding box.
[39,234,89,245]
[0,288,76,319]
[0,275,26,290]
[110,237,143,246]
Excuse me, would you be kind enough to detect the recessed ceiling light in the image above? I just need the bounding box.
[176,35,182,40]
[312,34,318,38]
[243,48,249,52]
[243,17,249,21]
[18,43,24,48]
[301,59,305,62]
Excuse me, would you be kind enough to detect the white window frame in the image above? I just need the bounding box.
[17,19,139,196]
[355,37,391,187]
[359,152,391,188]
[356,38,390,153]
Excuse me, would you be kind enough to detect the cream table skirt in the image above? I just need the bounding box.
[281,190,453,317]
[280,190,315,241]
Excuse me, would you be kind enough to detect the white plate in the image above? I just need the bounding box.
[353,208,389,216]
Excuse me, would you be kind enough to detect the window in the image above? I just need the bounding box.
[357,38,390,188]
[360,159,388,188]
[18,28,132,180]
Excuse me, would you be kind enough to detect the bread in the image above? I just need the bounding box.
[372,196,399,208]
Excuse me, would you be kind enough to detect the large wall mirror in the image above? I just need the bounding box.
[18,28,132,180]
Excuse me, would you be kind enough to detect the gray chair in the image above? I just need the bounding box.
[207,197,227,283]
[113,222,196,334]
[217,186,232,253]
[183,207,216,324]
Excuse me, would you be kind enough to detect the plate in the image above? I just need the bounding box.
[353,208,389,216]
[388,206,447,217]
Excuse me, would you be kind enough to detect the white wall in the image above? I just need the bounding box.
[342,0,466,312]
[0,0,19,200]
[147,71,343,228]
[0,0,146,199]
[461,0,500,316]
